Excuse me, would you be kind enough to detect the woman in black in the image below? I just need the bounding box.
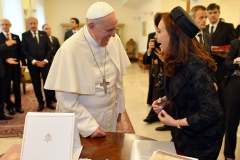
[152,7,225,160]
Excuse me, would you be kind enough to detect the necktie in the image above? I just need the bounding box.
[198,33,203,44]
[33,32,38,44]
[6,33,10,40]
[210,26,214,35]
[49,37,53,43]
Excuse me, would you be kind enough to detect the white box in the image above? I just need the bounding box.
[20,112,82,160]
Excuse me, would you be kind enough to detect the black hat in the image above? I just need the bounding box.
[170,6,200,38]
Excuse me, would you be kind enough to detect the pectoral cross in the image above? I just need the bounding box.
[100,77,110,93]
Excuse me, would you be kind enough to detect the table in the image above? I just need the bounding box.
[0,133,154,159]
[80,132,154,159]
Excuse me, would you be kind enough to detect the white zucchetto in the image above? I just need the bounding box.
[86,2,114,19]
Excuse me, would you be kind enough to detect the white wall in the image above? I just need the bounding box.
[137,0,240,52]
[136,0,160,53]
[44,0,139,48]
[0,2,3,19]
[137,0,186,53]
[220,0,240,27]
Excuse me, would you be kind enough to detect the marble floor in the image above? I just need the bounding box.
[0,61,239,159]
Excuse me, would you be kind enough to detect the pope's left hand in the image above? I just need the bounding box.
[158,110,176,127]
[117,113,122,123]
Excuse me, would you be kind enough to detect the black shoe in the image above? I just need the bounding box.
[155,125,171,131]
[15,109,24,113]
[143,115,159,124]
[51,97,57,102]
[37,104,44,112]
[47,103,56,110]
[8,109,15,115]
[0,115,13,120]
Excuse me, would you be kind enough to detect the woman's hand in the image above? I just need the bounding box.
[152,96,170,114]
[158,110,176,127]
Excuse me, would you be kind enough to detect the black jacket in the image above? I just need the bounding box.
[165,54,225,159]
[224,38,240,84]
[203,21,236,80]
[21,30,52,69]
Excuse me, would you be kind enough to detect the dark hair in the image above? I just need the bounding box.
[154,12,162,27]
[160,12,216,77]
[42,23,47,29]
[190,5,206,18]
[207,3,220,11]
[70,17,79,24]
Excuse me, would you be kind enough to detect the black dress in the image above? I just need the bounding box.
[164,54,225,160]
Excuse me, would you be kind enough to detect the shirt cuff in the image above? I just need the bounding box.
[32,60,36,65]
[44,59,49,63]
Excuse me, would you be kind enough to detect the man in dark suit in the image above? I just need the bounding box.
[42,23,60,102]
[190,5,211,52]
[143,31,171,131]
[223,38,240,160]
[22,17,55,111]
[190,5,218,90]
[203,3,236,108]
[0,40,17,120]
[64,17,79,41]
[143,32,156,106]
[0,19,26,115]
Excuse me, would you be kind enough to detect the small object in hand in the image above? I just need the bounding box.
[157,105,163,111]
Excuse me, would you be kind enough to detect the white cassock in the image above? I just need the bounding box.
[44,25,131,137]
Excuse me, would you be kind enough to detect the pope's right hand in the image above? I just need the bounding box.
[152,96,170,114]
[90,126,106,138]
[5,40,16,46]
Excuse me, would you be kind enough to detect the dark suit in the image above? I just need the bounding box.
[195,31,211,54]
[0,32,26,110]
[166,54,224,160]
[21,30,52,105]
[49,36,60,56]
[0,44,7,78]
[49,35,60,101]
[223,38,240,159]
[0,43,9,117]
[236,25,240,38]
[203,21,236,108]
[194,31,216,83]
[64,30,74,41]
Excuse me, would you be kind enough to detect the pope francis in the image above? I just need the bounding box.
[44,2,131,138]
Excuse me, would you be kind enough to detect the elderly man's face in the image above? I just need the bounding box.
[0,19,11,32]
[42,24,51,36]
[28,18,38,32]
[193,9,207,30]
[93,12,118,47]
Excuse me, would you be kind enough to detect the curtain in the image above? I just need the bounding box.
[2,0,25,40]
